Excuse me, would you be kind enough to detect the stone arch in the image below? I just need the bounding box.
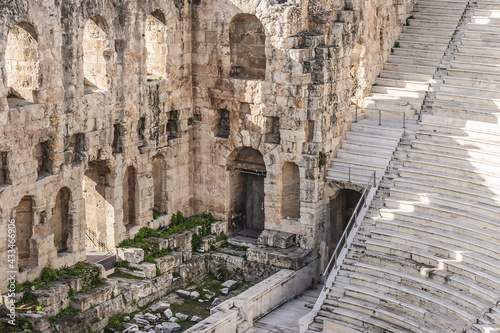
[229,14,266,80]
[123,166,137,227]
[52,187,71,252]
[15,196,34,266]
[83,161,114,252]
[83,15,110,91]
[5,22,39,102]
[281,162,300,219]
[227,147,266,236]
[152,155,167,212]
[145,9,168,79]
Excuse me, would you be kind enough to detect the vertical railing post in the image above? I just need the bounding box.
[373,172,376,187]
[379,110,382,126]
[355,107,358,123]
[349,166,351,182]
[403,113,406,129]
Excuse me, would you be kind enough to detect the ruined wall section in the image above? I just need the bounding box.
[191,0,414,251]
[190,0,328,249]
[0,0,193,290]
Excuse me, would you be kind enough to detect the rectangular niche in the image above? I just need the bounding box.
[265,117,280,144]
[167,111,180,139]
[0,152,10,184]
[112,123,124,154]
[215,109,230,139]
[35,141,53,178]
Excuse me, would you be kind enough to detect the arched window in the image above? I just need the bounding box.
[145,10,168,79]
[83,16,109,91]
[281,162,300,219]
[229,14,266,80]
[152,155,167,212]
[5,22,39,102]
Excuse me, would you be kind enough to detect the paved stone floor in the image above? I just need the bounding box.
[254,284,322,333]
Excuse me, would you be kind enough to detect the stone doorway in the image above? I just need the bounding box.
[326,189,362,257]
[244,174,265,231]
[228,148,266,237]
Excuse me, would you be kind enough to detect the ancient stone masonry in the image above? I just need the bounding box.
[0,0,414,293]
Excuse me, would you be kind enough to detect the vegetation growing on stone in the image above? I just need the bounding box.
[117,211,215,260]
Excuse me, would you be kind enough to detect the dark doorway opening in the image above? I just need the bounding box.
[327,189,362,257]
[228,148,266,238]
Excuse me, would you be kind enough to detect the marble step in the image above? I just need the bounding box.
[346,131,401,146]
[398,32,454,44]
[394,176,500,207]
[371,85,426,98]
[398,165,500,196]
[416,129,500,153]
[402,26,458,37]
[348,269,479,326]
[391,46,444,60]
[320,306,412,333]
[413,4,466,15]
[411,11,464,22]
[379,69,433,81]
[350,121,404,138]
[457,44,500,56]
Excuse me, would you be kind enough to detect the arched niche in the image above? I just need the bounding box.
[229,14,266,80]
[83,15,110,91]
[5,22,39,102]
[145,10,168,79]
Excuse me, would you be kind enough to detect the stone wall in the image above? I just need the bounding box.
[0,0,193,291]
[0,0,414,293]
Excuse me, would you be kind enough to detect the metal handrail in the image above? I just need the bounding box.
[86,227,112,253]
[377,109,407,128]
[322,170,376,280]
[352,107,407,128]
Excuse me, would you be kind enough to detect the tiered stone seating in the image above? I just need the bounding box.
[312,0,500,332]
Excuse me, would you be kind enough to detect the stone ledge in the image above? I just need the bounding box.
[246,246,312,270]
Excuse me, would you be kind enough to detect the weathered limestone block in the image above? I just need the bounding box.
[246,247,310,270]
[70,279,119,312]
[23,313,51,332]
[210,221,227,235]
[179,255,207,282]
[116,247,144,264]
[156,252,183,275]
[127,262,156,279]
[150,237,169,250]
[200,235,216,252]
[257,230,296,249]
[33,282,69,316]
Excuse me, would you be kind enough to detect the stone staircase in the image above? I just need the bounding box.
[311,0,500,332]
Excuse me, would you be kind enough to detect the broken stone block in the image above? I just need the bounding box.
[169,317,178,323]
[123,323,139,333]
[163,309,173,319]
[274,231,296,249]
[189,291,199,299]
[191,315,203,322]
[220,287,229,295]
[210,297,222,308]
[151,302,170,312]
[116,247,144,264]
[175,313,188,321]
[221,280,237,288]
[133,315,149,326]
[161,322,181,333]
[176,289,190,298]
[143,313,158,322]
